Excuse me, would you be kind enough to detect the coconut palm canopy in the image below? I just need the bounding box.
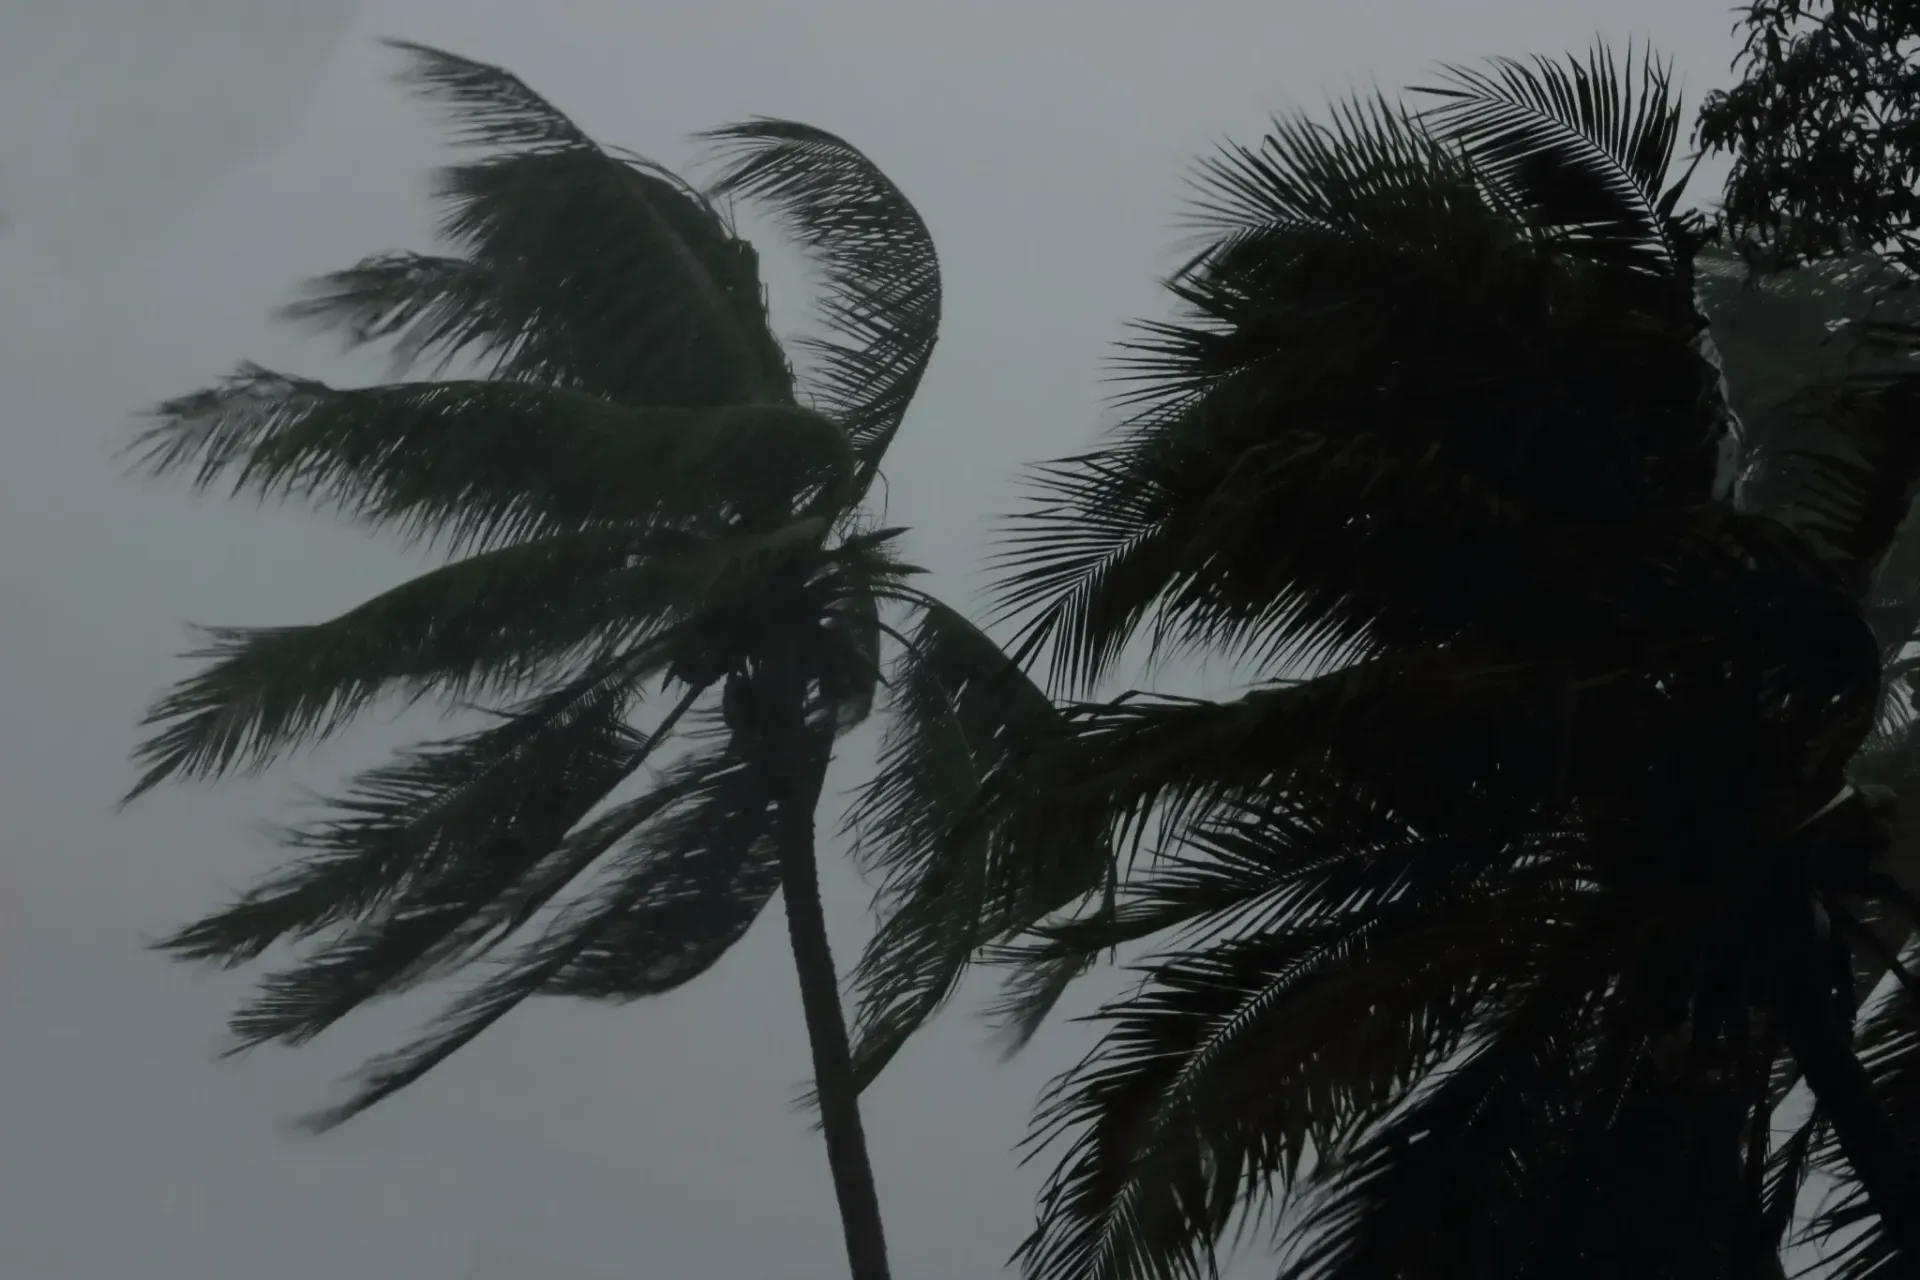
[124,39,1101,1280]
[865,46,1920,1280]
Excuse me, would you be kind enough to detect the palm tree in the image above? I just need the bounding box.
[122,41,1045,1280]
[908,48,1920,1279]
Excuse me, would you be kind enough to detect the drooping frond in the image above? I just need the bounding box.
[819,575,884,735]
[975,646,1591,881]
[209,677,666,1053]
[1414,44,1694,275]
[700,119,943,501]
[1015,840,1589,1280]
[540,743,782,1000]
[840,603,1101,1086]
[292,737,789,1129]
[1008,727,1867,1280]
[801,523,927,737]
[129,368,853,551]
[154,669,691,968]
[1276,992,1759,1280]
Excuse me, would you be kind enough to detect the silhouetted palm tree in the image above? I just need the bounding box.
[932,48,1920,1279]
[124,40,1042,1280]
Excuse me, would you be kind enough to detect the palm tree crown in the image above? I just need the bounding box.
[123,39,1009,1280]
[922,47,1920,1280]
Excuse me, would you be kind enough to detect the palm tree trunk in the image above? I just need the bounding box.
[763,674,893,1280]
[1772,901,1920,1267]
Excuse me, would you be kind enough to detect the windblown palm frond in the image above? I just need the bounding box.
[125,518,842,798]
[837,603,1107,1087]
[700,120,943,505]
[130,365,853,554]
[281,41,791,407]
[295,732,785,1128]
[1413,44,1700,275]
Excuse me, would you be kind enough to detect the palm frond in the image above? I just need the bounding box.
[1414,44,1693,275]
[127,518,838,798]
[1268,959,1608,1280]
[1016,866,1577,1280]
[292,741,759,1128]
[819,577,884,734]
[210,673,662,1053]
[992,453,1191,696]
[699,119,943,501]
[294,41,795,405]
[129,368,853,552]
[840,603,1097,1087]
[382,38,593,151]
[155,669,694,968]
[125,536,668,798]
[975,646,1602,885]
[276,252,539,378]
[1764,1110,1823,1262]
[540,744,782,1000]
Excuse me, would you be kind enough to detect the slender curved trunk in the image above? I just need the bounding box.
[1772,902,1920,1267]
[764,671,892,1280]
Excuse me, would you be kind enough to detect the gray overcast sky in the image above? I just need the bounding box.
[0,2,1748,1277]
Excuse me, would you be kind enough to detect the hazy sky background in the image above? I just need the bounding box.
[0,2,1755,1276]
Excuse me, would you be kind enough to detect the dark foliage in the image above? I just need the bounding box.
[941,46,1920,1280]
[1697,0,1920,272]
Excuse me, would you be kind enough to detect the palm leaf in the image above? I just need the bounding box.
[540,741,782,1000]
[840,603,1097,1087]
[286,742,738,1127]
[285,41,792,406]
[127,518,838,797]
[213,676,663,1052]
[155,668,693,967]
[382,38,593,151]
[700,119,943,502]
[1414,44,1693,275]
[992,452,1192,696]
[289,734,798,1128]
[129,368,852,552]
[1016,869,1575,1280]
